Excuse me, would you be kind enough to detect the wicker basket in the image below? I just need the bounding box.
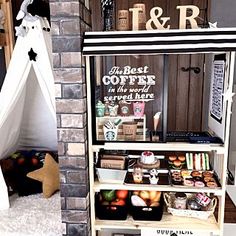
[164,193,217,220]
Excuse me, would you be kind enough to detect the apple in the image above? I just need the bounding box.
[111,199,126,206]
[116,190,128,199]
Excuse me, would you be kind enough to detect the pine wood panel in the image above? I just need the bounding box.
[1,0,14,67]
[176,54,191,131]
[0,32,6,45]
[188,54,204,131]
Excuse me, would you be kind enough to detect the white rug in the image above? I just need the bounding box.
[0,192,63,236]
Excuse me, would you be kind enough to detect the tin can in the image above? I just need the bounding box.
[174,192,187,209]
[195,193,211,207]
[117,10,129,31]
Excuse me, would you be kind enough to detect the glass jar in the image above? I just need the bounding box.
[174,192,187,209]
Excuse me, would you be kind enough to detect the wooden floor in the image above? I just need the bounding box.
[224,193,236,223]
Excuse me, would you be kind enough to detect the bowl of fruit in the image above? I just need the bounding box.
[130,190,163,221]
[96,190,129,220]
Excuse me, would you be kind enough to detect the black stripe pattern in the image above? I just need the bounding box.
[82,28,236,55]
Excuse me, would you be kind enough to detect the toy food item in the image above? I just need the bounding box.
[194,181,205,188]
[132,164,143,183]
[96,101,105,117]
[153,112,161,131]
[140,151,156,165]
[150,201,160,207]
[186,153,194,169]
[116,190,128,199]
[101,190,116,202]
[187,199,201,210]
[172,171,181,177]
[181,170,191,178]
[178,156,186,162]
[191,171,202,178]
[173,159,182,169]
[174,192,187,209]
[184,178,194,186]
[131,191,161,207]
[119,100,131,116]
[111,199,126,206]
[172,176,183,185]
[139,190,150,200]
[186,153,210,170]
[206,181,218,188]
[195,193,211,207]
[131,195,147,206]
[133,101,145,117]
[204,177,215,183]
[203,171,213,178]
[169,156,177,162]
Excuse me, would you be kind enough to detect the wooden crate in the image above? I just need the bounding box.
[96,115,146,141]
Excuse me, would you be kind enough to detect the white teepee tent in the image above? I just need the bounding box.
[0,16,57,209]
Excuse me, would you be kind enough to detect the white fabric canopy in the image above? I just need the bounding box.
[0,17,57,159]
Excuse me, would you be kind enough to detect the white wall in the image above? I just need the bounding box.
[210,0,236,27]
[210,1,236,182]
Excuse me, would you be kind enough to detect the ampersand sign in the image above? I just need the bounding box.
[146,7,170,30]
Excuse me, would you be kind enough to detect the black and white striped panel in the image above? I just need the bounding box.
[82,28,236,55]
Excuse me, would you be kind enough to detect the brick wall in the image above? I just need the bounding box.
[49,0,91,235]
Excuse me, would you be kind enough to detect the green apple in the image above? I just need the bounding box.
[101,190,116,202]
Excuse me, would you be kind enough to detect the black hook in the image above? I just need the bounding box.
[181,67,201,74]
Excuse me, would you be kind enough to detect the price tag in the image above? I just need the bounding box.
[141,229,211,236]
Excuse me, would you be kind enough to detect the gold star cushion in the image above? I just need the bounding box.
[27,153,60,198]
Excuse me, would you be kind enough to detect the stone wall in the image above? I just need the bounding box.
[49,0,91,235]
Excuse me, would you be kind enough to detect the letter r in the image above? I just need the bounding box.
[177,5,200,29]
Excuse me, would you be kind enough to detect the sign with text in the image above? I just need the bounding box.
[141,229,211,236]
[210,60,225,123]
[102,65,157,102]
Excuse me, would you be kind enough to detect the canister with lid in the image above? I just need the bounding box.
[174,192,187,209]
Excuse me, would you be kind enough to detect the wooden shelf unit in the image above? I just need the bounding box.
[83,29,236,236]
[93,181,224,196]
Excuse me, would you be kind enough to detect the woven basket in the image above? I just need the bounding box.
[164,193,217,220]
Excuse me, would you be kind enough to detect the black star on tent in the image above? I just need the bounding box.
[28,48,37,61]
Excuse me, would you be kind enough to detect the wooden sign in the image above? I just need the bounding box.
[128,4,200,30]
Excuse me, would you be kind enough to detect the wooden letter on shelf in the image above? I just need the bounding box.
[177,5,200,29]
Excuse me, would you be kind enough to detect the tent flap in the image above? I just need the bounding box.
[0,17,57,159]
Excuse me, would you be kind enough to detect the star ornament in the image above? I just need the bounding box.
[27,153,60,198]
[28,48,37,61]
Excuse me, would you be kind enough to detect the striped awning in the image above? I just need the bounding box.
[82,28,236,56]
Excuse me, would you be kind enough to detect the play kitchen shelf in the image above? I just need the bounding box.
[83,27,236,236]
